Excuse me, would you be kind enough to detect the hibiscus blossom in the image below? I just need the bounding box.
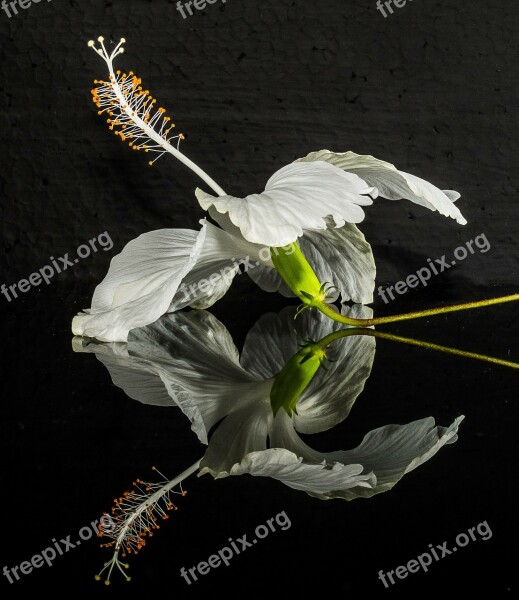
[74,307,463,498]
[73,37,517,344]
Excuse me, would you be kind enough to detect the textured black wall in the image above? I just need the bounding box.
[1,0,518,293]
[1,2,518,596]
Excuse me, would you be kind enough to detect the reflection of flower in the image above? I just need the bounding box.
[75,307,463,500]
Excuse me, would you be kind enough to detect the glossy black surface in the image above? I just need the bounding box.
[1,280,517,595]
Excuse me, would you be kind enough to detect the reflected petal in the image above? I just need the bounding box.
[74,311,261,444]
[229,448,375,494]
[199,396,273,478]
[271,411,464,500]
[241,307,376,433]
[72,337,183,408]
[127,311,262,443]
[294,332,375,435]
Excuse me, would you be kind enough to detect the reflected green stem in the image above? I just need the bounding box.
[315,327,519,370]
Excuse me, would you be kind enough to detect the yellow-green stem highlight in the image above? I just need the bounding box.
[316,294,519,327]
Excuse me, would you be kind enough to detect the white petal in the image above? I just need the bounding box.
[72,337,187,408]
[199,399,273,478]
[272,411,464,500]
[247,222,376,305]
[75,311,261,444]
[321,416,465,499]
[128,311,263,443]
[293,332,375,435]
[168,221,265,311]
[196,161,374,246]
[444,190,461,202]
[298,150,467,225]
[72,226,207,342]
[300,223,376,304]
[228,448,375,494]
[246,263,294,296]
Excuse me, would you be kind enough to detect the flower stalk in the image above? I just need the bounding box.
[316,292,519,327]
[271,241,519,327]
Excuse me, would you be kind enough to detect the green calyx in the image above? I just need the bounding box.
[271,243,326,305]
[270,340,328,416]
[268,241,344,415]
[270,242,339,318]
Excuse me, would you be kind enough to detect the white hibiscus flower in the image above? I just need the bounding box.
[73,38,474,343]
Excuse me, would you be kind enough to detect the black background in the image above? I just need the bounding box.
[1,0,517,597]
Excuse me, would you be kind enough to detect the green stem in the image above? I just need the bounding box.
[315,294,519,327]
